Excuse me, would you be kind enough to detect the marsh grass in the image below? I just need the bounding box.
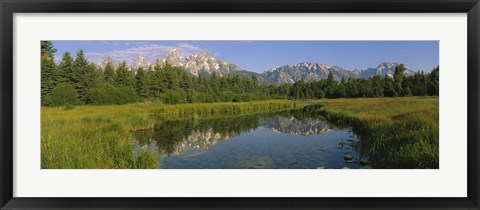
[317,97,439,169]
[41,100,304,169]
[41,97,438,169]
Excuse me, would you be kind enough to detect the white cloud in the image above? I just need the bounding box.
[99,41,120,45]
[85,43,204,64]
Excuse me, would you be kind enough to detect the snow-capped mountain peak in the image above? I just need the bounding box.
[97,56,119,70]
[261,61,416,84]
[361,62,414,78]
[262,62,358,84]
[130,55,151,71]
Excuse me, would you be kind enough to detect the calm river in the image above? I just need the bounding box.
[133,105,370,169]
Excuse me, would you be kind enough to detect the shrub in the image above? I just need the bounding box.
[218,91,234,102]
[88,84,138,105]
[44,83,79,107]
[161,89,187,104]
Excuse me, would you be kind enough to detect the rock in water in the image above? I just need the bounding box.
[344,154,353,161]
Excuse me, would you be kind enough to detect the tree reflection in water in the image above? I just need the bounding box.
[132,105,367,169]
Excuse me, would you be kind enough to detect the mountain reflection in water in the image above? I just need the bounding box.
[133,105,369,169]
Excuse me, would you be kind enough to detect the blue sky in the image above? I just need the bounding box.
[52,41,439,73]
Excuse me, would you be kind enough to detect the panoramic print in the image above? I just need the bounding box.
[41,41,439,169]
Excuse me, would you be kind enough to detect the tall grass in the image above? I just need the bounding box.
[317,97,439,169]
[41,97,438,169]
[41,100,305,169]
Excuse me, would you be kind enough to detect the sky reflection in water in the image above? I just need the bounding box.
[133,106,369,169]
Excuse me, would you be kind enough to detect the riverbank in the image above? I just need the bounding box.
[317,96,439,168]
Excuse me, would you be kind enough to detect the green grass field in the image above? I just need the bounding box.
[41,97,439,169]
[317,96,439,168]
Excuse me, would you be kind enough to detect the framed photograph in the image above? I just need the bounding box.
[1,0,479,209]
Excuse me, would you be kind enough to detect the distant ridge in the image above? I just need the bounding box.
[97,48,417,84]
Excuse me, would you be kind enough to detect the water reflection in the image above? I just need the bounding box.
[133,105,370,169]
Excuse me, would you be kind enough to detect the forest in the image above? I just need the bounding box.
[41,41,439,107]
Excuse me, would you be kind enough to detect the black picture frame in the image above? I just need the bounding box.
[1,0,479,209]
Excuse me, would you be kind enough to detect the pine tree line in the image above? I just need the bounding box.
[41,41,439,107]
[276,65,439,100]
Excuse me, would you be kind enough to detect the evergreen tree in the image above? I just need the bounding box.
[165,65,181,90]
[405,86,413,96]
[72,49,90,102]
[411,71,428,96]
[114,61,136,88]
[40,41,58,104]
[179,72,193,92]
[393,64,406,96]
[428,66,439,96]
[81,62,101,102]
[104,63,115,83]
[145,64,167,97]
[345,78,358,97]
[57,51,74,84]
[384,76,396,97]
[325,71,337,97]
[317,90,325,99]
[41,53,57,102]
[371,75,384,97]
[135,67,148,97]
[41,41,57,57]
[334,78,347,98]
[210,72,220,93]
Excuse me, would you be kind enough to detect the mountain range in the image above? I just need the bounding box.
[97,48,416,84]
